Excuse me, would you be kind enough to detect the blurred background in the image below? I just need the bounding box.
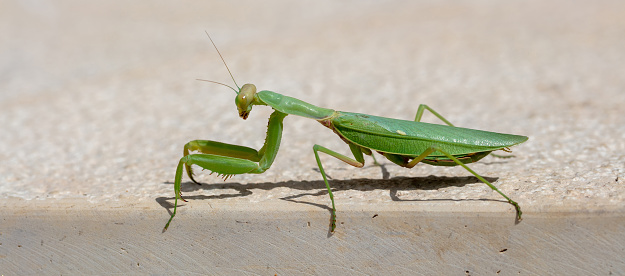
[1,0,623,203]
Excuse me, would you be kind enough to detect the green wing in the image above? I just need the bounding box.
[332,112,528,157]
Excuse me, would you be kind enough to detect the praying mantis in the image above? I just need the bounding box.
[163,33,528,232]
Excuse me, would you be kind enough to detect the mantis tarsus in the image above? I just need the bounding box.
[163,33,529,232]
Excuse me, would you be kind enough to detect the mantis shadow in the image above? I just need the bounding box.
[156,175,500,208]
[156,172,504,235]
[276,175,502,210]
[157,154,515,216]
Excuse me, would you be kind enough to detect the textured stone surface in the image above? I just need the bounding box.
[1,0,624,274]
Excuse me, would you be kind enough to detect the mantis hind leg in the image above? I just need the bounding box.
[414,105,514,157]
[405,145,522,222]
[313,143,365,232]
[414,104,455,126]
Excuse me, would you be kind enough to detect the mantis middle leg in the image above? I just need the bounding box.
[313,143,367,232]
[164,111,287,231]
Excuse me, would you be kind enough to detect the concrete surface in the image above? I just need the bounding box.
[1,0,624,274]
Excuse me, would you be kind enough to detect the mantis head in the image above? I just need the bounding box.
[235,83,257,120]
[201,32,257,120]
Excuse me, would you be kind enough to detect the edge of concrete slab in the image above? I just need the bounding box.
[1,198,624,274]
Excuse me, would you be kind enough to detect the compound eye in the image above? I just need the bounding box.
[237,93,251,106]
[237,84,256,106]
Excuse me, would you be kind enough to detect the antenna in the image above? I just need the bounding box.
[196,79,238,93]
[205,31,241,91]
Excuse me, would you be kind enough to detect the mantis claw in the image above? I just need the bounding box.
[185,164,201,185]
[178,191,188,203]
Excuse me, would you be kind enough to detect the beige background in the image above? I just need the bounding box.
[1,1,624,274]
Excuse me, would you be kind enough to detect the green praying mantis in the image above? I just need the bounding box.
[163,33,529,232]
